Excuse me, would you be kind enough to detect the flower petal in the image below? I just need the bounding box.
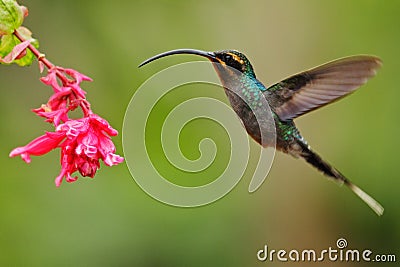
[40,69,62,92]
[9,132,65,162]
[55,168,66,187]
[64,68,93,84]
[104,153,124,166]
[65,173,78,183]
[90,114,118,136]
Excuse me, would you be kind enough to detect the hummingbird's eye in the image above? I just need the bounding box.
[224,54,232,61]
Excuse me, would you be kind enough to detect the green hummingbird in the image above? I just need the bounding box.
[139,49,384,216]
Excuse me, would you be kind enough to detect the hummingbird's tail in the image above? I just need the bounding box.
[296,140,384,216]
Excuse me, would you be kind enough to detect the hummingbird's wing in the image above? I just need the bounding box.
[267,56,382,121]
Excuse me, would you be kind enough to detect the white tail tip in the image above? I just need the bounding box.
[347,182,384,216]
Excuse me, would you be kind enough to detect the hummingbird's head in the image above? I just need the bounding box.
[139,48,256,77]
[213,50,255,76]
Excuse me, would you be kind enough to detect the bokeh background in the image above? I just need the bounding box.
[1,0,399,266]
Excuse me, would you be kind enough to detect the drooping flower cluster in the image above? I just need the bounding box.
[2,1,124,186]
[10,114,124,186]
[9,65,124,186]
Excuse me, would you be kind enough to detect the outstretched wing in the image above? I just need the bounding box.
[267,55,382,121]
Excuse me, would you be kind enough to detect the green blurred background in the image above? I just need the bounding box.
[1,0,399,266]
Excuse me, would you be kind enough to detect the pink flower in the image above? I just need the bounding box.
[40,67,92,95]
[10,114,124,187]
[40,68,63,92]
[9,132,65,163]
[6,30,122,187]
[35,67,93,126]
[33,90,71,126]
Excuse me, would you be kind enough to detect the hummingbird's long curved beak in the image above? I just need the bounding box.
[138,49,216,67]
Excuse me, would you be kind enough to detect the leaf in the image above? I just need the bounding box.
[12,26,39,66]
[0,26,39,66]
[0,0,24,35]
[0,39,29,63]
[0,1,38,66]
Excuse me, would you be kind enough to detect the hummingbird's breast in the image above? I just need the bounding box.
[220,74,276,147]
[219,73,304,151]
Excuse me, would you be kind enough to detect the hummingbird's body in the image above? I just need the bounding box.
[211,56,303,152]
[139,49,384,216]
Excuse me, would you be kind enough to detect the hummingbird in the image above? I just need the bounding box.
[139,49,384,216]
